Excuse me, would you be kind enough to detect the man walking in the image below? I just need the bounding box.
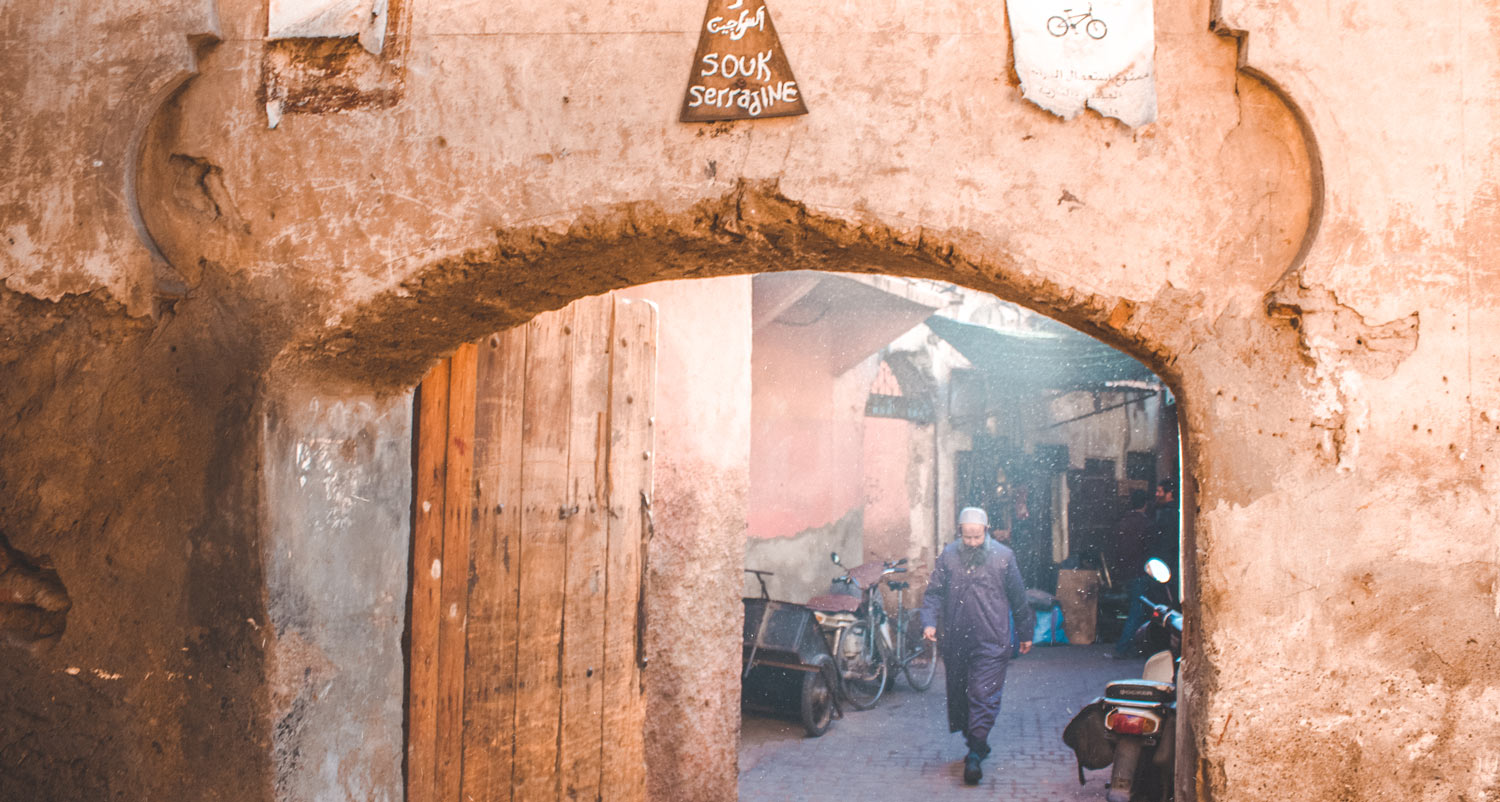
[921,507,1035,786]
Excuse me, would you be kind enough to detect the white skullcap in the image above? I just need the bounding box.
[958,507,988,527]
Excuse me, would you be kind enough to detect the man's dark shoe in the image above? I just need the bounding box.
[963,753,983,785]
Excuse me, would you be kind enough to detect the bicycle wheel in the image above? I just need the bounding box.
[1046,16,1069,36]
[1086,18,1107,39]
[836,622,887,710]
[902,612,938,691]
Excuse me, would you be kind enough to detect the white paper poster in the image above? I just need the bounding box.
[1005,0,1157,128]
[268,0,390,55]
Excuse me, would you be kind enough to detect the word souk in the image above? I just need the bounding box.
[685,81,800,117]
[699,50,774,82]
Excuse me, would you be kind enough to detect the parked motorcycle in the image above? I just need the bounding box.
[1063,558,1182,802]
[805,552,937,710]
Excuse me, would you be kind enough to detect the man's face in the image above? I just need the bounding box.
[960,523,987,548]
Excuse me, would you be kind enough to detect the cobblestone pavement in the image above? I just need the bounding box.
[739,644,1146,802]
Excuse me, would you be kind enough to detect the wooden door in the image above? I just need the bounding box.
[408,294,656,802]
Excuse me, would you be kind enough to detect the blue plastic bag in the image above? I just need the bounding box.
[1033,604,1068,645]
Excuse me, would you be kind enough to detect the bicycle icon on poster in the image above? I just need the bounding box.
[1047,6,1108,39]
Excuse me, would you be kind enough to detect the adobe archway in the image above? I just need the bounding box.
[251,167,1290,801]
[139,8,1317,789]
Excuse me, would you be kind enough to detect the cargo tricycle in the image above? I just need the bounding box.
[741,569,842,736]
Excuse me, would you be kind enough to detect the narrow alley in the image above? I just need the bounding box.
[740,646,1144,802]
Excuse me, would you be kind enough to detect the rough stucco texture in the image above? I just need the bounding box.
[621,278,753,802]
[0,287,271,801]
[3,0,1500,799]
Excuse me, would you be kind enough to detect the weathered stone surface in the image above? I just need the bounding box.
[0,0,220,313]
[0,284,272,801]
[0,529,72,645]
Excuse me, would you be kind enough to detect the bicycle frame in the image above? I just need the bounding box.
[836,563,905,678]
[877,577,924,671]
[885,584,907,667]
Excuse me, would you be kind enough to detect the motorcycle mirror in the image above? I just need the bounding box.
[830,552,841,565]
[1145,558,1172,584]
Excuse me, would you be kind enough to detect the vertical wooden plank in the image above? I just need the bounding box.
[437,343,479,802]
[600,296,656,802]
[559,296,613,801]
[462,328,527,802]
[409,358,451,802]
[512,305,576,802]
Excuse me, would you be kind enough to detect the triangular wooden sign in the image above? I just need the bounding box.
[680,0,809,122]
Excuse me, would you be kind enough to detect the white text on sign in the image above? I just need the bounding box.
[700,50,774,82]
[707,6,767,40]
[686,81,800,118]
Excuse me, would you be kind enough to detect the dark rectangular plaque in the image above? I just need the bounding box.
[865,394,934,424]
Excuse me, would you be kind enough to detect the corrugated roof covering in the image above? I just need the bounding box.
[924,314,1157,391]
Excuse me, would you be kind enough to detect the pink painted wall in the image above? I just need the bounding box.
[748,322,873,540]
[860,416,913,560]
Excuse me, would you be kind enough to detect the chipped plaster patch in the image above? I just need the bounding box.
[1268,283,1419,471]
[1405,732,1439,760]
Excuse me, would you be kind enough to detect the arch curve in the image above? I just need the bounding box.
[276,181,1198,393]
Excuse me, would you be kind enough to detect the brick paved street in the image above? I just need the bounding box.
[739,644,1145,802]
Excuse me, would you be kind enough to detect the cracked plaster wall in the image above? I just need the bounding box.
[2,0,1499,800]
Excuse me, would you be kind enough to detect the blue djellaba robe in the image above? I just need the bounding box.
[919,537,1036,754]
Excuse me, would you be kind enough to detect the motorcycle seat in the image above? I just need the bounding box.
[805,594,860,613]
[1104,679,1175,705]
[887,581,910,591]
